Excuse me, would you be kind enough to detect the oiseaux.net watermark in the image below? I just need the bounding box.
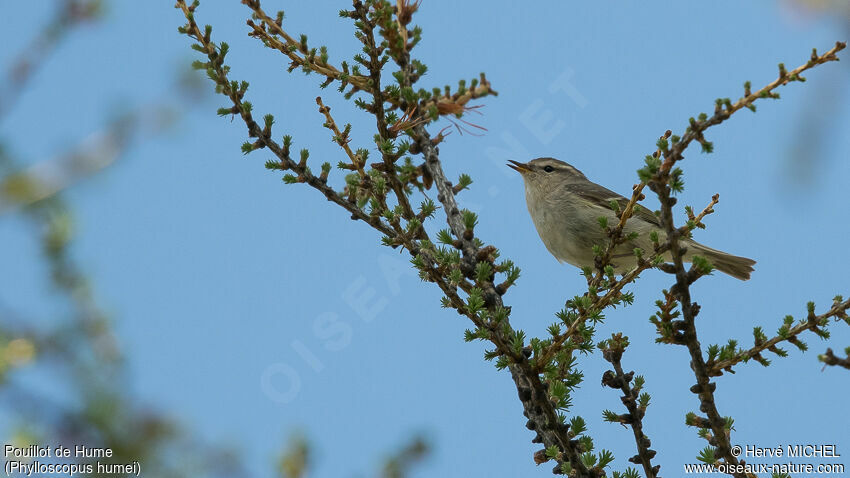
[684,443,845,475]
[260,252,414,404]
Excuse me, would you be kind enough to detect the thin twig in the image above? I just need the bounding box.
[820,348,850,370]
[709,298,850,375]
[315,96,364,177]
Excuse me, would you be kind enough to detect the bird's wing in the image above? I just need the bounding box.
[570,181,661,227]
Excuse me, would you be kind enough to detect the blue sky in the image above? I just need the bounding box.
[1,1,849,476]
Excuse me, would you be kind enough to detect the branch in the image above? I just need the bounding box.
[656,189,744,476]
[662,41,846,166]
[178,2,847,476]
[0,0,101,120]
[380,435,430,478]
[242,0,496,120]
[645,42,845,478]
[392,12,590,478]
[316,97,364,177]
[0,115,133,213]
[534,258,659,371]
[244,1,371,92]
[176,0,396,241]
[708,297,850,375]
[600,335,659,478]
[412,110,595,478]
[685,194,719,231]
[819,348,850,370]
[588,130,671,288]
[533,131,680,373]
[179,4,531,439]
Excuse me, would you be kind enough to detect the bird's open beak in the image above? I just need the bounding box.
[507,160,531,174]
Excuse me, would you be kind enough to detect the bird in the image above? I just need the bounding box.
[508,157,755,280]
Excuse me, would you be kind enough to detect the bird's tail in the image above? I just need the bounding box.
[689,243,756,281]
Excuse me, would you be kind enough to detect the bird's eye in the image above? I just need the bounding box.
[543,165,554,173]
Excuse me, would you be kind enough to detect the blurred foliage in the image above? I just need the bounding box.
[781,0,850,189]
[0,2,238,476]
[0,2,431,476]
